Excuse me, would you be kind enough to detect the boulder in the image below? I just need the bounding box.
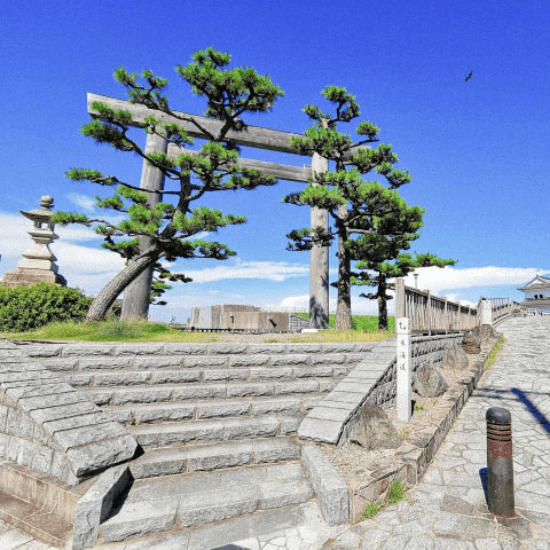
[414,364,449,398]
[462,333,481,354]
[443,342,469,370]
[349,404,401,450]
[472,324,498,341]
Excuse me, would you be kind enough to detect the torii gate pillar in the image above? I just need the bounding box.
[309,153,329,329]
[120,132,168,319]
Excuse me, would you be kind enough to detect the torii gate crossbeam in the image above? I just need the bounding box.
[87,93,330,328]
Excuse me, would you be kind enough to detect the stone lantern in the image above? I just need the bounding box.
[0,196,67,288]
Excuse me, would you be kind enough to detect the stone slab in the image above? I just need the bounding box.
[72,464,131,550]
[301,446,349,525]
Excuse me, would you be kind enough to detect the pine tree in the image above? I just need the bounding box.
[284,86,412,330]
[53,48,284,322]
[349,200,456,330]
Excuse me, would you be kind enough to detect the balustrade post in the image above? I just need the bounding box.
[480,299,493,326]
[395,278,406,320]
[425,290,431,335]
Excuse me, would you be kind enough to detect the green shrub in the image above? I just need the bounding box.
[0,283,92,332]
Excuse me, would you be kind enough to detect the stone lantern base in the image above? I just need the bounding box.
[0,268,67,288]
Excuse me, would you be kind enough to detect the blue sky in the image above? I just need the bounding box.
[1,0,548,322]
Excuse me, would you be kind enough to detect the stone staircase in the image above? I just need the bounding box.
[19,341,375,547]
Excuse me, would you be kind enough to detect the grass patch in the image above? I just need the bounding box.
[4,316,396,344]
[387,480,407,504]
[358,502,385,520]
[296,313,395,332]
[485,334,505,369]
[357,480,407,521]
[4,319,220,343]
[288,329,394,343]
[289,314,395,343]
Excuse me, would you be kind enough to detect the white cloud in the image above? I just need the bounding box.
[68,193,97,212]
[56,224,102,243]
[401,266,548,295]
[443,294,478,308]
[0,214,30,257]
[55,242,125,275]
[183,259,310,283]
[279,294,309,309]
[188,231,211,241]
[350,298,381,316]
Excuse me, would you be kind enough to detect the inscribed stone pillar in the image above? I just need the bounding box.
[396,317,412,422]
[309,153,329,329]
[121,132,168,320]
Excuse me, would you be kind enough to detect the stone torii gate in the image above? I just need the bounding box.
[87,93,330,328]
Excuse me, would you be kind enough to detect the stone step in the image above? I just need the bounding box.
[100,460,313,544]
[65,364,354,389]
[130,436,300,479]
[81,379,336,406]
[38,352,365,373]
[0,488,73,549]
[0,461,90,525]
[127,415,302,449]
[104,394,321,425]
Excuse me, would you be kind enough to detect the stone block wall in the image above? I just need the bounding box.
[363,333,463,411]
[300,334,465,448]
[289,314,310,331]
[0,341,137,486]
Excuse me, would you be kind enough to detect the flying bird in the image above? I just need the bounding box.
[465,71,473,82]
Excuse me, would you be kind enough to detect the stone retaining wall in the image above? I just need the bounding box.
[16,341,373,358]
[348,340,496,520]
[371,333,464,411]
[299,333,464,450]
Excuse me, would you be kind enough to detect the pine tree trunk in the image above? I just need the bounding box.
[335,225,353,331]
[377,277,388,331]
[85,252,159,322]
[120,236,156,321]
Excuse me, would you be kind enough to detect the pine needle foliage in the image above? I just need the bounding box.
[53,48,284,321]
[284,86,413,331]
[350,225,456,330]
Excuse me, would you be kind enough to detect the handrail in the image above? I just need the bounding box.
[394,280,526,331]
[394,279,478,333]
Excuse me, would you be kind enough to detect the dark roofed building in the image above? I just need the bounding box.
[517,275,550,313]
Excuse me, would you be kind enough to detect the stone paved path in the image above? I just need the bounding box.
[228,317,550,550]
[3,316,550,549]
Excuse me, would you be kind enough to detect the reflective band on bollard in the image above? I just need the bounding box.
[486,407,515,518]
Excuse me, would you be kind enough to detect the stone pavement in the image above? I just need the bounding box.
[0,518,58,550]
[3,316,550,549]
[226,316,550,550]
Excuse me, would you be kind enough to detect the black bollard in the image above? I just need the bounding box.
[486,407,515,518]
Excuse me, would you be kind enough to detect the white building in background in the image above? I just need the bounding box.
[517,275,550,313]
